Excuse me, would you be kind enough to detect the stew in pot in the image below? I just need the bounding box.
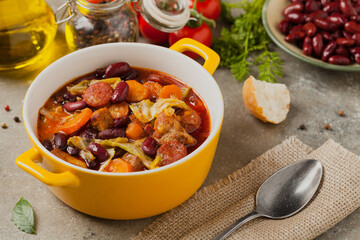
[37,62,210,173]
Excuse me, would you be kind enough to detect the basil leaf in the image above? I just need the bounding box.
[12,197,36,234]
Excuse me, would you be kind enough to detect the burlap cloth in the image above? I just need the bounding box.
[135,137,360,240]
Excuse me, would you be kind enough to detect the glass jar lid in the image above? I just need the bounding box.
[134,0,190,32]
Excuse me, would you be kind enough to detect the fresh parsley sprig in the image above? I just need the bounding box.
[213,0,283,83]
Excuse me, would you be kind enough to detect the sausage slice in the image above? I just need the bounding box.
[83,82,113,108]
[157,140,187,166]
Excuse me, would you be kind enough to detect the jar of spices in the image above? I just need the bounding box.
[62,0,138,51]
[58,0,190,50]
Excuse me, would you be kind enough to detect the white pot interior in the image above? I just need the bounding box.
[24,42,224,173]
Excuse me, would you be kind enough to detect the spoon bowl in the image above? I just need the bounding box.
[214,159,323,240]
[257,159,323,218]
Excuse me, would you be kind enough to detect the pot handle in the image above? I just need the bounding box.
[169,38,220,75]
[16,148,79,187]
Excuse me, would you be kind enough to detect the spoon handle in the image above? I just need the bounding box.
[213,211,261,240]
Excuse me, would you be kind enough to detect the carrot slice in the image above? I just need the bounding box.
[106,158,134,173]
[58,108,93,135]
[126,122,144,140]
[159,84,182,100]
[126,80,150,102]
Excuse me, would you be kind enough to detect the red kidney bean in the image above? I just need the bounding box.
[354,54,360,63]
[122,69,138,81]
[67,146,79,156]
[104,62,131,78]
[332,30,342,39]
[354,4,360,14]
[42,139,53,151]
[111,81,129,103]
[63,100,87,112]
[144,124,154,136]
[98,128,126,140]
[289,25,304,34]
[62,92,76,101]
[343,30,353,39]
[113,116,129,128]
[278,19,291,34]
[285,31,306,42]
[350,46,360,55]
[303,36,313,56]
[53,133,67,150]
[321,0,331,6]
[321,41,337,61]
[340,0,358,17]
[321,31,333,41]
[88,159,101,170]
[313,33,325,56]
[141,137,158,156]
[328,55,351,64]
[87,143,109,162]
[283,3,304,16]
[305,0,321,12]
[352,33,360,45]
[305,10,328,22]
[303,22,317,36]
[350,47,360,62]
[345,21,360,33]
[350,15,360,22]
[95,68,106,79]
[328,13,347,27]
[336,46,350,57]
[80,129,98,139]
[323,2,340,13]
[313,17,338,31]
[286,12,304,24]
[336,37,356,46]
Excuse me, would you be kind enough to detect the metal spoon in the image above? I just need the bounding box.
[214,159,323,240]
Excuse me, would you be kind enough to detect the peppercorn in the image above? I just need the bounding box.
[14,116,21,123]
[298,124,306,130]
[1,123,8,129]
[4,105,10,111]
[324,123,330,130]
[338,110,344,117]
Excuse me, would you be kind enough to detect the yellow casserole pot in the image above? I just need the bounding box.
[16,38,223,220]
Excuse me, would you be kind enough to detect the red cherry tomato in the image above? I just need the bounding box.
[186,0,221,21]
[169,23,212,59]
[139,15,169,44]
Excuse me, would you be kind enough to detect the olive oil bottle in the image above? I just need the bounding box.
[0,0,57,70]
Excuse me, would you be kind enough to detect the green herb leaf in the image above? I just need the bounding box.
[12,197,36,234]
[213,0,283,83]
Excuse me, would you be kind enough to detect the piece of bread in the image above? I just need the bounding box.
[242,76,290,124]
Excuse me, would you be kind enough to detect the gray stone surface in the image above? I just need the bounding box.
[0,1,359,239]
